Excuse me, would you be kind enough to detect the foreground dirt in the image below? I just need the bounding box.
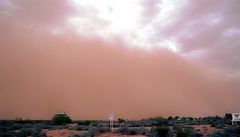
[190,124,221,137]
[96,133,147,137]
[43,129,82,137]
[42,125,220,137]
[43,130,148,137]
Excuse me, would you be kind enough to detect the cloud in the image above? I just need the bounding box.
[153,0,240,76]
[140,0,160,24]
[4,0,75,24]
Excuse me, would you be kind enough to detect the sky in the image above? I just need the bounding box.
[0,0,240,120]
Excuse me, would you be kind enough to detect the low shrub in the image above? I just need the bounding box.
[97,126,110,133]
[176,130,189,137]
[47,125,68,130]
[8,123,23,130]
[77,125,89,130]
[0,127,8,133]
[174,125,202,137]
[168,116,173,120]
[148,117,169,126]
[118,118,126,123]
[77,120,92,126]
[155,126,170,137]
[118,126,130,135]
[0,131,17,137]
[145,126,172,137]
[87,126,99,137]
[69,131,92,137]
[118,126,146,135]
[52,113,72,124]
[222,126,240,136]
[18,128,33,137]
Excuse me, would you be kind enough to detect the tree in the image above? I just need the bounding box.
[118,118,126,123]
[168,116,173,120]
[224,113,232,121]
[52,112,72,124]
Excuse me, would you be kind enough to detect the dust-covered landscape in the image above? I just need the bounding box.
[0,113,240,137]
[1,0,240,136]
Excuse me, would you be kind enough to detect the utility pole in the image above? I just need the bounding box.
[109,112,114,131]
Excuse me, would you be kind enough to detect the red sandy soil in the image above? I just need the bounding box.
[96,133,147,137]
[43,129,82,137]
[41,125,221,137]
[43,130,147,137]
[190,124,221,137]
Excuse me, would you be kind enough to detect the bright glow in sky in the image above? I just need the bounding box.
[69,0,186,52]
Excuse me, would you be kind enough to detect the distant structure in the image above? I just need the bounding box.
[109,112,114,131]
[232,113,240,125]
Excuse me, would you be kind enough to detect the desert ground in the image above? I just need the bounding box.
[1,114,239,137]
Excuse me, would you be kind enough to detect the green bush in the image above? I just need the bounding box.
[118,118,126,123]
[176,130,189,137]
[76,120,93,126]
[83,120,92,126]
[155,126,170,137]
[15,119,33,124]
[8,123,23,130]
[175,116,179,120]
[168,116,173,120]
[52,113,72,124]
[175,126,200,137]
[149,117,169,126]
[0,131,17,137]
[18,128,33,137]
[118,126,145,135]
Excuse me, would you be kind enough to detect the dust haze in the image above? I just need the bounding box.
[0,26,240,120]
[1,0,240,120]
